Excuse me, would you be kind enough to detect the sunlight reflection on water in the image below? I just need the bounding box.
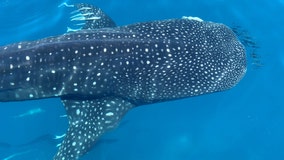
[0,0,65,45]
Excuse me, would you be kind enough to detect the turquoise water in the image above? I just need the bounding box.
[0,0,283,159]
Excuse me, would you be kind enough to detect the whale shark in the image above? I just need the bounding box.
[0,3,247,160]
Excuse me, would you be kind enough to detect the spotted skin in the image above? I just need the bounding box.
[0,18,246,159]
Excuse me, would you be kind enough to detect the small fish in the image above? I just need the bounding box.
[13,108,45,118]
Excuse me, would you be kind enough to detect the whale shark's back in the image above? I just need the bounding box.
[0,18,246,104]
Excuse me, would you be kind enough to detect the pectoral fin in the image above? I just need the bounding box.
[54,97,134,160]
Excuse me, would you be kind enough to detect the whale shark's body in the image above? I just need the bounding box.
[0,3,246,160]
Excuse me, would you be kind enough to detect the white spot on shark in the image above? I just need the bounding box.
[25,56,30,61]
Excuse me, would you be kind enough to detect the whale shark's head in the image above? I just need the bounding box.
[195,21,247,93]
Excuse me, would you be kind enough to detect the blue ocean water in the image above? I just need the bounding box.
[0,0,283,159]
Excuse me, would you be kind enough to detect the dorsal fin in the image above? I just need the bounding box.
[69,3,116,31]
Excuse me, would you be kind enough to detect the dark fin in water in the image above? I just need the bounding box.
[54,97,134,160]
